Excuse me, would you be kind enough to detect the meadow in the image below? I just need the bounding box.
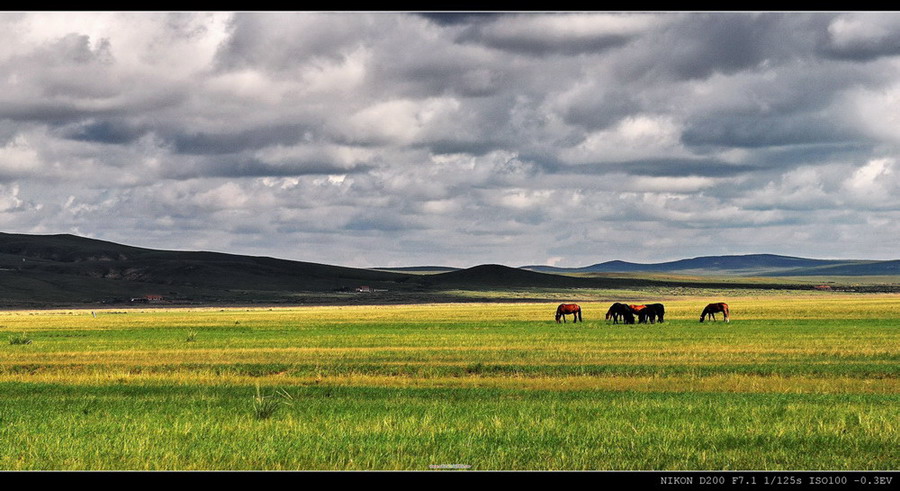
[0,293,897,470]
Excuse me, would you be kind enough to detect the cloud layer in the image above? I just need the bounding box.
[0,12,898,267]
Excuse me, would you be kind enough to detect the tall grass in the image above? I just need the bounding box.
[8,333,32,345]
[252,384,293,420]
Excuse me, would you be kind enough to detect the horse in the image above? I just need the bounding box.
[605,303,634,324]
[629,304,650,324]
[700,302,729,322]
[643,303,665,324]
[556,303,583,323]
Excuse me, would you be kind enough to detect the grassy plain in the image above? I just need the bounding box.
[0,293,897,470]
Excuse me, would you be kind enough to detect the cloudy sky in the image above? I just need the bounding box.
[0,11,898,268]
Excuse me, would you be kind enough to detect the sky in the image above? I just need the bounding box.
[0,11,899,268]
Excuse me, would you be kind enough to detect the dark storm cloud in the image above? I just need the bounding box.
[751,143,875,169]
[414,138,504,157]
[0,102,107,124]
[62,119,148,145]
[391,60,508,98]
[558,89,638,131]
[823,37,900,61]
[608,158,767,178]
[416,13,501,27]
[681,113,855,149]
[169,125,314,156]
[167,157,375,180]
[614,13,833,83]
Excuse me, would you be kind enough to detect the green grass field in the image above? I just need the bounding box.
[0,294,897,470]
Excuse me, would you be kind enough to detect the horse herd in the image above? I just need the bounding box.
[555,302,730,324]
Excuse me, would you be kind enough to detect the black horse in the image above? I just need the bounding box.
[628,303,665,324]
[606,303,635,324]
[643,303,665,324]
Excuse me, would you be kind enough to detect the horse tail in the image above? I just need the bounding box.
[577,307,583,323]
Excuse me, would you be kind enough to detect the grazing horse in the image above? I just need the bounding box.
[629,304,650,324]
[556,303,583,323]
[606,303,634,324]
[700,302,730,322]
[643,303,665,324]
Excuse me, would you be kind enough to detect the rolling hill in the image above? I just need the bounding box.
[0,232,896,307]
[522,254,897,276]
[0,232,420,306]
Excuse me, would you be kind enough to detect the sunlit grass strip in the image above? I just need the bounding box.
[0,372,896,395]
[0,294,896,326]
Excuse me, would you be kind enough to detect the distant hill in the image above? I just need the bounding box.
[522,254,896,276]
[0,233,896,307]
[765,260,900,277]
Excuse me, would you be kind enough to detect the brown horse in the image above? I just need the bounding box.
[556,303,582,323]
[700,302,730,322]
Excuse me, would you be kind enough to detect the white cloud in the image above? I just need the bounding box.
[0,134,43,177]
[841,158,897,208]
[826,13,900,55]
[561,115,689,164]
[342,97,461,145]
[843,84,900,143]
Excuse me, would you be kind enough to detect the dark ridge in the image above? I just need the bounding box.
[523,254,896,276]
[428,264,609,288]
